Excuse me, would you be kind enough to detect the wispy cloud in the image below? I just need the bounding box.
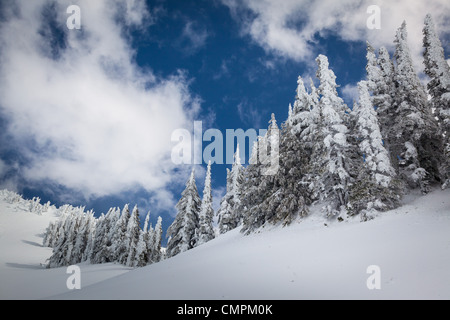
[221,0,450,71]
[178,20,210,55]
[236,99,264,129]
[0,0,199,209]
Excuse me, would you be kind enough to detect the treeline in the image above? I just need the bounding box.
[165,14,449,257]
[43,204,163,268]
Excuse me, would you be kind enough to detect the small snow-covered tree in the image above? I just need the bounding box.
[151,216,163,263]
[113,204,130,264]
[197,161,215,246]
[135,211,151,267]
[217,145,244,234]
[125,205,141,267]
[166,169,201,258]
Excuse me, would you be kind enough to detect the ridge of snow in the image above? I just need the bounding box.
[1,188,449,299]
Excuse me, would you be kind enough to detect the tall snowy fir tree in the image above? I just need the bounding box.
[217,145,244,234]
[249,114,280,226]
[392,21,441,193]
[241,141,265,234]
[135,211,151,267]
[151,216,163,263]
[313,54,353,217]
[265,91,309,227]
[348,81,403,219]
[124,205,141,267]
[423,13,450,189]
[113,204,130,264]
[166,169,201,258]
[366,43,396,143]
[197,161,215,246]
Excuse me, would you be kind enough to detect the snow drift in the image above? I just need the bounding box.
[1,188,449,300]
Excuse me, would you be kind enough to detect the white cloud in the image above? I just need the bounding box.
[221,0,450,71]
[341,83,359,105]
[0,0,199,208]
[179,21,210,54]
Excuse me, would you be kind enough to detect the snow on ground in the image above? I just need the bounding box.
[0,196,130,300]
[56,187,450,300]
[1,188,449,299]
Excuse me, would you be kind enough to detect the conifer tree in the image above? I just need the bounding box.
[151,216,163,263]
[423,13,450,188]
[217,145,244,234]
[348,81,403,219]
[114,204,130,264]
[197,161,215,246]
[135,211,150,267]
[266,93,309,226]
[166,169,201,258]
[392,21,441,193]
[125,205,141,267]
[314,54,353,217]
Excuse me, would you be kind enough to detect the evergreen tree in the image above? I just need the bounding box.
[72,210,94,264]
[314,54,353,217]
[266,92,309,227]
[392,21,441,193]
[151,216,163,263]
[423,13,450,188]
[241,140,265,234]
[348,81,403,219]
[166,169,201,258]
[217,145,244,234]
[197,161,215,246]
[125,205,141,267]
[113,204,130,264]
[135,211,151,267]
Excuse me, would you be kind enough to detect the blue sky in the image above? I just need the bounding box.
[0,0,448,238]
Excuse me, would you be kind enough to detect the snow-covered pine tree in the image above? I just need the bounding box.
[217,145,244,234]
[423,13,450,189]
[348,81,403,219]
[314,54,353,218]
[113,204,130,264]
[197,160,215,246]
[146,220,155,264]
[47,208,83,268]
[241,140,265,234]
[125,205,141,267]
[135,210,150,267]
[392,21,441,193]
[90,213,108,264]
[102,207,120,262]
[42,221,56,248]
[92,208,120,264]
[166,169,201,258]
[266,86,309,226]
[365,43,398,173]
[151,216,163,263]
[71,210,94,265]
[82,212,97,262]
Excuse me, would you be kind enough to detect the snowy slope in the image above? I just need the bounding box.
[0,193,130,299]
[54,188,450,300]
[1,188,449,300]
